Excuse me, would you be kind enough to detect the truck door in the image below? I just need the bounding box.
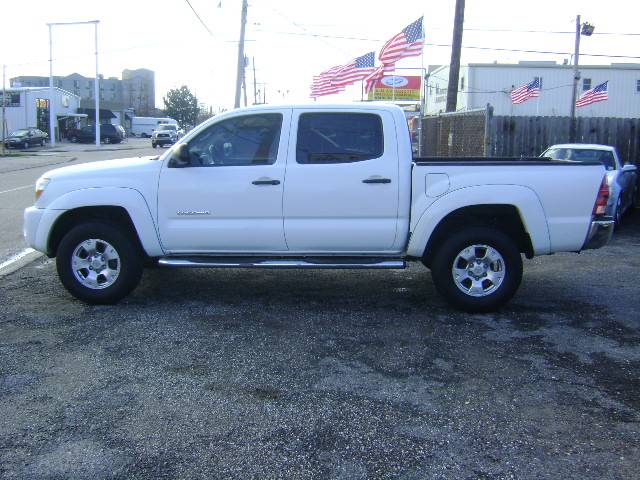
[157,110,290,253]
[283,109,399,252]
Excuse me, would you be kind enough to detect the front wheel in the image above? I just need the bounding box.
[429,227,523,313]
[104,136,112,144]
[56,222,143,304]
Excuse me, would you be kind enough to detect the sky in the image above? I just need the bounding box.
[0,0,638,111]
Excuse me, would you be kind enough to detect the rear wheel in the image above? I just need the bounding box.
[104,136,112,144]
[429,227,523,313]
[23,141,29,149]
[56,222,143,304]
[41,139,46,147]
[614,196,623,226]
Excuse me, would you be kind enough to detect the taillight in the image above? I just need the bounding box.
[593,176,610,216]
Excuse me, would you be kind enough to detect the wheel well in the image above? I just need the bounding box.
[422,204,534,267]
[47,206,144,258]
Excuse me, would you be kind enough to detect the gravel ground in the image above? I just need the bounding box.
[1,213,639,479]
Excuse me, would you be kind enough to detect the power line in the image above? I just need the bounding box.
[464,27,640,36]
[184,0,215,37]
[253,29,640,60]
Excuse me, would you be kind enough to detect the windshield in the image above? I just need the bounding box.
[543,147,617,171]
[158,124,177,131]
[10,129,29,137]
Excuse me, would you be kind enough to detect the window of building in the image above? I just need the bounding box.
[183,114,283,167]
[296,113,384,164]
[534,76,543,89]
[636,79,640,93]
[460,76,465,91]
[73,80,80,88]
[583,78,592,91]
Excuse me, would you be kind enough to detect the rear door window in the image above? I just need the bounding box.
[296,113,384,164]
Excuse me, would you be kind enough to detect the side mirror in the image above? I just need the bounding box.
[622,164,637,173]
[168,143,191,168]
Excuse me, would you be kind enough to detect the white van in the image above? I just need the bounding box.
[131,117,177,138]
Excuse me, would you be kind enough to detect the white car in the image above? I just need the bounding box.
[541,144,638,225]
[25,104,612,312]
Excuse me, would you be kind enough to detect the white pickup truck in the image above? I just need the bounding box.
[24,104,613,312]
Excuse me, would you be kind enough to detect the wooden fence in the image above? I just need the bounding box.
[421,106,640,165]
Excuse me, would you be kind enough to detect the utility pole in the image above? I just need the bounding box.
[569,15,581,142]
[252,57,257,105]
[445,0,465,112]
[1,64,6,157]
[234,0,248,109]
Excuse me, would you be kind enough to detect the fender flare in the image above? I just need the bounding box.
[43,187,164,257]
[406,184,551,258]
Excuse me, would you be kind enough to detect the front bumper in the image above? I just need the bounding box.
[582,216,614,250]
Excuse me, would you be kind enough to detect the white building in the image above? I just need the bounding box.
[1,87,83,140]
[426,62,640,118]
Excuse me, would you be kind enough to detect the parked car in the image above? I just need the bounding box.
[541,144,638,226]
[151,124,183,148]
[25,104,614,312]
[71,124,125,144]
[4,128,48,149]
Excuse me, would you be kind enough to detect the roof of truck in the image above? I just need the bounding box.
[546,144,615,151]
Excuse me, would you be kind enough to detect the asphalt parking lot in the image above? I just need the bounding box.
[1,213,639,479]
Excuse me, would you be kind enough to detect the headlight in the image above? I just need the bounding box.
[35,177,50,201]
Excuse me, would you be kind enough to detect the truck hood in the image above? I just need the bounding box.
[45,155,162,181]
[37,155,163,208]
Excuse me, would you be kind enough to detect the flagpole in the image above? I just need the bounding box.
[419,45,425,156]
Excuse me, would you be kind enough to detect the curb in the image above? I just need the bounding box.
[0,249,45,278]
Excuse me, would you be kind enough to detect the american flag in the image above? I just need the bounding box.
[365,17,424,93]
[510,78,541,104]
[576,80,608,108]
[310,65,346,98]
[331,52,376,87]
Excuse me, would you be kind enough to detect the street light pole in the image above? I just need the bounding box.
[47,20,100,146]
[48,24,55,146]
[94,21,100,146]
[569,15,581,143]
[1,64,6,156]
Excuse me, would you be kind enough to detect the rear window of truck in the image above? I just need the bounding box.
[296,113,383,164]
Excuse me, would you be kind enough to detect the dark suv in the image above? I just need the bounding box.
[70,124,125,144]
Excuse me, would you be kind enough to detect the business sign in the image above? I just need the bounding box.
[367,75,421,101]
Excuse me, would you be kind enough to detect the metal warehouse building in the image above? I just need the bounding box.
[426,62,640,117]
[1,87,83,140]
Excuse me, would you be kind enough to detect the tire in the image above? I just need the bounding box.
[23,141,29,149]
[41,139,46,147]
[56,221,143,304]
[152,142,157,148]
[429,227,523,313]
[614,196,623,227]
[104,136,112,144]
[71,135,78,143]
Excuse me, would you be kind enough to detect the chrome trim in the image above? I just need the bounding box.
[158,258,406,269]
[582,216,614,250]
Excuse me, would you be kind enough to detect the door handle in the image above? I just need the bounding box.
[252,178,280,185]
[362,177,391,184]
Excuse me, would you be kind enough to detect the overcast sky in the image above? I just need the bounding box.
[1,0,637,110]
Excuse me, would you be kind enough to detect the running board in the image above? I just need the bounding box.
[158,256,406,269]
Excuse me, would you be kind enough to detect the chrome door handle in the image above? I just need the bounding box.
[362,177,391,184]
[252,178,280,185]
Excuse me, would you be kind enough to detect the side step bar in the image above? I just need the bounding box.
[158,257,406,269]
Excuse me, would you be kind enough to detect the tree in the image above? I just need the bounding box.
[163,86,199,128]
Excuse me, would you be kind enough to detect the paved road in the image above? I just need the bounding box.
[0,139,160,263]
[1,210,639,478]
